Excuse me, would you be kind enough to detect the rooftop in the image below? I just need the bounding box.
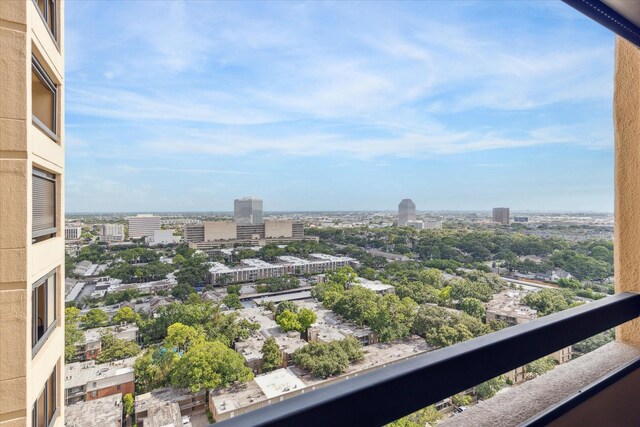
[65,393,123,427]
[485,289,538,321]
[65,357,136,389]
[254,368,307,399]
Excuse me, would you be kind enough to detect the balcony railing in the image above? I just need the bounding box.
[215,292,640,427]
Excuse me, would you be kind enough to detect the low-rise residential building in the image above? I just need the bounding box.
[352,278,395,295]
[135,387,206,427]
[65,393,123,427]
[76,324,139,361]
[235,307,308,373]
[535,269,574,282]
[64,358,136,405]
[208,254,357,285]
[297,300,378,346]
[485,290,538,326]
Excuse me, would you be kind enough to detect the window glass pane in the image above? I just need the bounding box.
[47,368,56,423]
[31,68,55,132]
[36,389,45,427]
[36,0,45,15]
[36,284,45,342]
[32,171,56,236]
[47,275,55,328]
[32,287,37,347]
[46,0,54,32]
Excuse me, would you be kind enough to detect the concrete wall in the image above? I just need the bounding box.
[204,221,237,241]
[614,37,640,347]
[265,220,293,239]
[0,1,65,425]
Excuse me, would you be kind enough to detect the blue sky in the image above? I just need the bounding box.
[65,1,614,213]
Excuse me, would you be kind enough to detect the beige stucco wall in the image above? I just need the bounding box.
[205,221,237,241]
[614,37,640,348]
[0,1,64,425]
[265,220,293,239]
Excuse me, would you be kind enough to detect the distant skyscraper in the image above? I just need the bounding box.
[234,197,264,224]
[493,207,510,225]
[398,199,416,226]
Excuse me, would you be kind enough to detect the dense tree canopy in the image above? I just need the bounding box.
[292,337,364,378]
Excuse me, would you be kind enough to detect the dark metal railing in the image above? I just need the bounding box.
[215,292,640,427]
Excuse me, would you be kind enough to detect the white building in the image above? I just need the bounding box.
[148,229,180,246]
[100,223,125,242]
[424,220,443,230]
[406,220,424,230]
[65,226,82,240]
[128,214,161,239]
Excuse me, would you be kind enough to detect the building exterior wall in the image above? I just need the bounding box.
[0,1,65,426]
[492,208,510,225]
[234,197,263,224]
[184,224,204,243]
[100,223,124,242]
[127,215,161,239]
[65,226,81,239]
[614,37,640,347]
[265,220,293,238]
[398,199,416,226]
[204,220,237,241]
[86,382,135,402]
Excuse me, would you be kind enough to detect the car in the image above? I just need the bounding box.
[182,415,192,427]
[453,406,468,413]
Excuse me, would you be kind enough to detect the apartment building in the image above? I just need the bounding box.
[135,387,206,427]
[100,223,125,242]
[64,358,136,405]
[208,254,357,285]
[64,226,81,240]
[127,214,160,239]
[0,1,65,426]
[75,324,139,361]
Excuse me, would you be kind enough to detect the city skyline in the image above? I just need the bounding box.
[66,1,614,213]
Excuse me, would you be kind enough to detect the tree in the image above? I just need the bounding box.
[276,310,302,332]
[227,284,242,296]
[81,308,109,329]
[65,307,83,362]
[171,341,253,392]
[367,294,418,342]
[275,301,299,317]
[123,393,135,417]
[134,347,178,393]
[261,337,282,372]
[387,405,442,427]
[172,254,186,266]
[450,278,493,302]
[222,294,242,310]
[292,338,363,378]
[452,393,472,407]
[459,297,486,319]
[297,308,317,333]
[573,329,615,355]
[525,356,557,377]
[112,306,139,325]
[475,376,506,399]
[165,323,204,353]
[522,288,577,316]
[171,283,195,301]
[97,332,140,363]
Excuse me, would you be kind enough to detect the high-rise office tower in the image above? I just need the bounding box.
[128,214,161,239]
[0,1,65,425]
[398,199,416,226]
[493,207,511,225]
[234,197,263,224]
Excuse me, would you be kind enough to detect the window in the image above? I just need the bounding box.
[32,168,57,241]
[32,367,57,427]
[31,56,57,139]
[32,0,57,41]
[32,271,56,352]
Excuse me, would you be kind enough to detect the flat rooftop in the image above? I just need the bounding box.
[355,278,395,292]
[254,368,307,399]
[65,357,136,389]
[65,393,123,427]
[486,290,538,320]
